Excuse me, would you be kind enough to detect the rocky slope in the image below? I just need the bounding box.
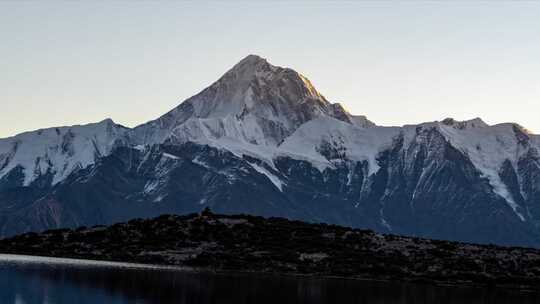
[2,211,540,289]
[1,55,540,248]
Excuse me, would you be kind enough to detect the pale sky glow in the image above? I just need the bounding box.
[1,1,539,138]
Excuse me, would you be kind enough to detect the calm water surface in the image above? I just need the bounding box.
[0,254,538,304]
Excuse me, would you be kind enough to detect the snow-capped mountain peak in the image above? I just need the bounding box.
[0,119,128,186]
[130,54,375,147]
[216,54,327,103]
[3,54,540,247]
[187,54,329,120]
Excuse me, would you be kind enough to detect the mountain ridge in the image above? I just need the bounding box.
[1,55,540,248]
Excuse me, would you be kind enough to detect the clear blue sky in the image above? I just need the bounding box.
[1,1,539,137]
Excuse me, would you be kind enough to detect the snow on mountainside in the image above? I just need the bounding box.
[1,55,539,208]
[436,119,536,220]
[129,55,373,148]
[280,117,400,173]
[278,115,540,221]
[0,119,127,186]
[3,54,540,246]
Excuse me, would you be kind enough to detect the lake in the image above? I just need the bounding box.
[0,254,538,304]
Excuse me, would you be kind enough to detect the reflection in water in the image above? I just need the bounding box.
[0,254,539,304]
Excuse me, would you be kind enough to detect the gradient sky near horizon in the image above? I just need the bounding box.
[1,1,539,138]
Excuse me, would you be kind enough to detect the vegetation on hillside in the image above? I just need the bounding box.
[1,208,540,289]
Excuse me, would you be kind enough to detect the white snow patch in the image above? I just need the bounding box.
[162,153,180,160]
[192,157,210,169]
[153,195,166,203]
[249,162,285,192]
[133,145,146,151]
[143,180,160,194]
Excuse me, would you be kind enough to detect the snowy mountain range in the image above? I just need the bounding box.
[1,55,540,247]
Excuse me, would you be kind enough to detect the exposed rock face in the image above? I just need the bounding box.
[1,55,540,247]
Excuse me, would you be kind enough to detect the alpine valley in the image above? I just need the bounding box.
[2,55,540,247]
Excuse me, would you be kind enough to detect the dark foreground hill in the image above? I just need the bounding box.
[1,211,540,289]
